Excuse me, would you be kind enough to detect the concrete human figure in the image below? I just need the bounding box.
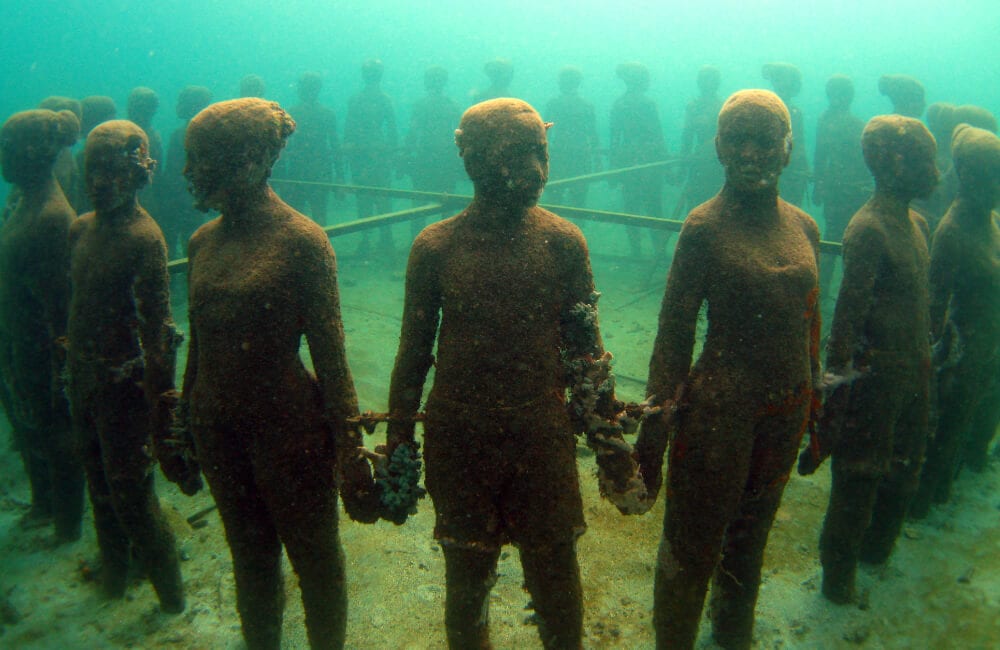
[470,57,514,104]
[813,74,871,296]
[126,87,163,169]
[609,62,668,257]
[343,59,398,256]
[181,98,378,650]
[386,98,639,649]
[3,96,81,223]
[68,120,189,611]
[635,90,822,650]
[70,95,117,214]
[762,62,810,207]
[800,115,937,605]
[679,65,724,212]
[158,85,213,257]
[543,65,600,208]
[239,73,266,98]
[284,72,343,227]
[127,87,164,213]
[403,65,463,239]
[0,108,85,544]
[919,103,997,230]
[878,74,926,119]
[37,96,83,197]
[910,124,1000,516]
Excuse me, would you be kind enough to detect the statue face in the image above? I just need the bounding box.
[86,135,151,212]
[496,126,549,208]
[894,137,939,200]
[183,145,225,212]
[473,119,550,209]
[716,112,791,194]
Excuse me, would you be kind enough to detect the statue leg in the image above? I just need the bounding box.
[710,405,804,650]
[99,382,183,613]
[519,540,583,649]
[78,412,130,600]
[912,367,974,516]
[962,372,1000,473]
[442,545,500,650]
[264,432,347,650]
[819,462,879,604]
[861,385,928,564]
[653,398,755,649]
[200,424,284,650]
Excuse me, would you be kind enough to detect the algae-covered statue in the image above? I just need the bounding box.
[813,74,871,297]
[878,74,926,119]
[68,120,188,611]
[179,98,378,650]
[284,71,344,227]
[679,65,724,212]
[609,61,668,257]
[911,124,1000,516]
[543,65,600,208]
[70,95,117,214]
[801,115,936,605]
[0,108,85,544]
[635,89,822,650]
[385,97,642,649]
[343,58,398,256]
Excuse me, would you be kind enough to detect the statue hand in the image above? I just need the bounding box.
[631,399,675,512]
[154,390,202,495]
[336,428,384,524]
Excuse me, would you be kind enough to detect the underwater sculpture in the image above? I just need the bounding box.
[543,65,600,208]
[635,89,822,650]
[343,58,398,256]
[36,96,83,198]
[238,73,267,98]
[403,65,463,239]
[679,65,724,213]
[178,98,378,650]
[878,74,926,119]
[127,87,164,215]
[813,74,871,296]
[920,102,997,230]
[0,108,85,544]
[68,120,188,611]
[70,96,117,214]
[385,97,643,649]
[158,85,213,257]
[911,124,1000,516]
[762,62,810,208]
[3,97,81,224]
[609,61,668,257]
[801,115,937,604]
[470,57,514,104]
[284,71,343,227]
[126,87,163,172]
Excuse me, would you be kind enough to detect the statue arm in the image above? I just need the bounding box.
[386,237,441,452]
[927,233,957,341]
[635,221,707,502]
[825,226,880,373]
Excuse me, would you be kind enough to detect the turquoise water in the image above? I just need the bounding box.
[1,1,998,648]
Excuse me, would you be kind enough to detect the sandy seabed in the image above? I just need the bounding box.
[0,220,997,650]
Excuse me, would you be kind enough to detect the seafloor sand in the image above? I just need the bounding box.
[0,217,997,649]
